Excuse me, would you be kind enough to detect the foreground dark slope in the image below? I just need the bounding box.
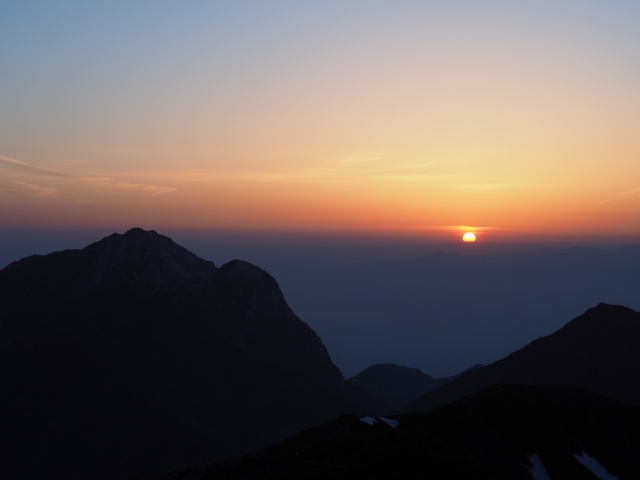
[172,384,640,480]
[0,229,367,480]
[400,303,640,414]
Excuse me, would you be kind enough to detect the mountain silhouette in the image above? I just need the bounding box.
[347,363,436,411]
[172,383,640,479]
[400,303,640,414]
[0,228,368,480]
[348,363,484,411]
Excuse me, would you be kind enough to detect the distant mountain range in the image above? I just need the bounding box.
[271,245,640,378]
[0,228,371,480]
[348,303,640,416]
[173,302,640,479]
[347,363,482,411]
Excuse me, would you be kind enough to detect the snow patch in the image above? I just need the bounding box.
[527,454,551,480]
[379,417,399,428]
[358,416,399,428]
[574,451,619,480]
[359,416,376,426]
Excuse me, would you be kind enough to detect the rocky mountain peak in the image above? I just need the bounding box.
[83,228,217,292]
[566,302,638,328]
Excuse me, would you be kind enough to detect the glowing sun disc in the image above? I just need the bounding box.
[462,232,476,242]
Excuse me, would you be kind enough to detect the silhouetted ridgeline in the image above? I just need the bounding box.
[171,384,640,480]
[347,362,482,412]
[400,303,640,413]
[0,228,372,480]
[347,363,437,412]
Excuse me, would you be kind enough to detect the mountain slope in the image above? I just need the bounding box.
[348,363,484,411]
[173,383,640,480]
[347,363,438,411]
[0,228,366,480]
[400,303,640,414]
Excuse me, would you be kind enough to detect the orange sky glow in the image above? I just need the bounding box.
[2,2,639,245]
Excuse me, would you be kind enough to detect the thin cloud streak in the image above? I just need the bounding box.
[196,152,462,184]
[0,155,176,195]
[0,155,75,178]
[108,181,177,195]
[13,181,60,197]
[601,186,640,203]
[80,177,177,195]
[456,183,524,192]
[431,224,503,232]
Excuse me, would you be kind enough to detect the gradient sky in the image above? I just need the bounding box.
[2,1,640,242]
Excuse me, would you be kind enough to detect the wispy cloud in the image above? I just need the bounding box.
[433,224,502,232]
[0,179,60,197]
[335,152,460,179]
[82,177,177,195]
[10,181,60,197]
[0,155,74,178]
[601,186,640,203]
[198,151,461,184]
[456,182,522,192]
[118,183,176,195]
[0,155,176,195]
[335,151,390,167]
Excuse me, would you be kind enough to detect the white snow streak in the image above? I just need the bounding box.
[574,451,619,480]
[527,454,551,480]
[358,417,399,428]
[379,417,399,428]
[359,416,376,426]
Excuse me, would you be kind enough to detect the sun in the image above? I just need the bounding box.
[462,232,476,242]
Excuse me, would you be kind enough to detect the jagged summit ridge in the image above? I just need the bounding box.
[83,227,218,291]
[1,227,217,295]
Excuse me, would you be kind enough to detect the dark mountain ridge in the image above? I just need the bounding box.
[173,383,640,479]
[0,228,368,480]
[347,363,437,411]
[400,303,640,414]
[347,363,484,411]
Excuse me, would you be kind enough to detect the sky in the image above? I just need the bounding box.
[2,1,640,244]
